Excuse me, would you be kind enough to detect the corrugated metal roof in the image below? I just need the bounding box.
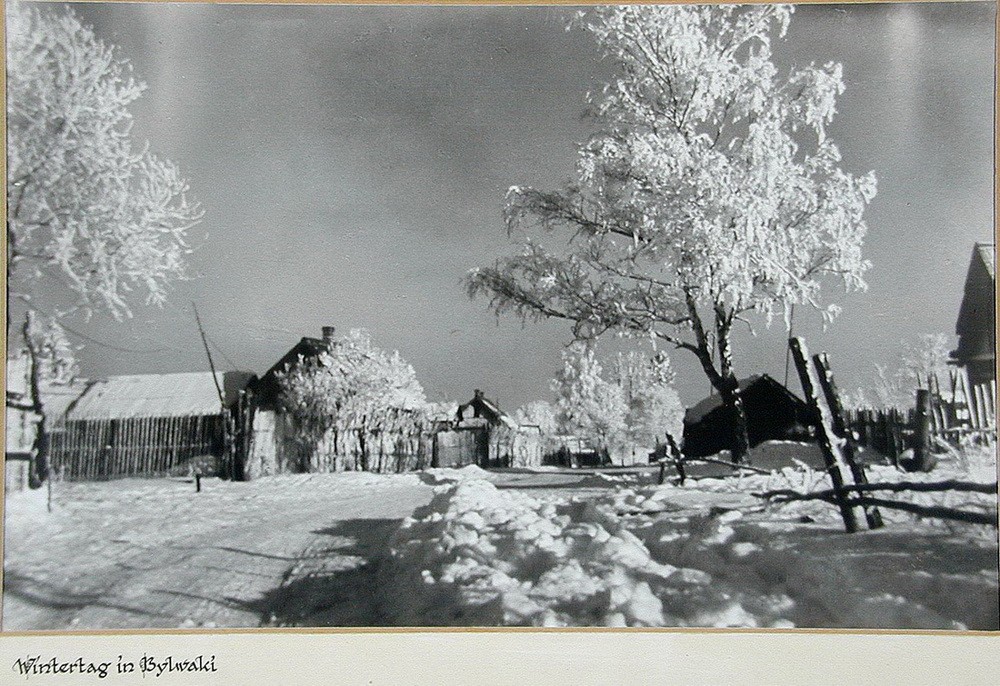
[67,372,242,420]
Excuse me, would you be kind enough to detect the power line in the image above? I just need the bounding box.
[207,334,239,371]
[10,304,179,355]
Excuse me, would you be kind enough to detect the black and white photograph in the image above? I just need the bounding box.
[3,0,997,634]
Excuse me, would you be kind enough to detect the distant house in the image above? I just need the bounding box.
[251,326,338,411]
[546,434,604,468]
[243,326,433,477]
[434,389,542,468]
[52,371,254,480]
[682,374,813,458]
[952,242,996,388]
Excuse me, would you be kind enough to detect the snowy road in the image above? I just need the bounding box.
[2,474,435,630]
[5,465,994,630]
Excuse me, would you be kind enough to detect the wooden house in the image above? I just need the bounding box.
[952,242,996,388]
[51,370,253,480]
[682,374,813,458]
[433,389,542,468]
[250,326,338,411]
[242,326,433,477]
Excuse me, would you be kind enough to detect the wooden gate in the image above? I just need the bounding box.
[433,427,488,468]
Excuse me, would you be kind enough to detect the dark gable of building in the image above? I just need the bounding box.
[251,326,337,410]
[953,243,996,388]
[682,374,813,458]
[455,389,518,429]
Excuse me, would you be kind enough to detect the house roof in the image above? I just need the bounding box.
[252,332,337,408]
[977,243,996,280]
[684,374,806,426]
[43,381,91,429]
[67,371,253,420]
[956,242,996,337]
[458,390,519,430]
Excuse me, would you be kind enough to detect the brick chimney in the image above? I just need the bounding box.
[321,326,336,345]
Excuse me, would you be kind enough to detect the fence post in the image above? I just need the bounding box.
[813,353,883,529]
[911,389,932,472]
[789,337,862,533]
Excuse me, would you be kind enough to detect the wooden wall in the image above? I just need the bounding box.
[50,414,224,481]
[242,409,433,478]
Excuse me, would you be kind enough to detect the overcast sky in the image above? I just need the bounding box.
[15,2,996,410]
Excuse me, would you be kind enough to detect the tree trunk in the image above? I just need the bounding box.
[22,310,50,487]
[683,291,751,464]
[717,374,750,464]
[357,428,368,472]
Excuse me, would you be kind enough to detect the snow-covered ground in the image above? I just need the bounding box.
[2,472,434,630]
[3,445,997,630]
[383,451,999,630]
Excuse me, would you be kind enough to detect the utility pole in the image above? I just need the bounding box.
[192,302,234,480]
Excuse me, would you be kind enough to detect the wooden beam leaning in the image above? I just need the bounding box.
[813,353,884,529]
[789,337,862,533]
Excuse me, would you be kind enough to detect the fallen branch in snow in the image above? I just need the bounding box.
[684,456,772,476]
[756,479,999,501]
[845,496,997,527]
[754,485,998,528]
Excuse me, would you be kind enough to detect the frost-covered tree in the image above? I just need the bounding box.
[552,345,628,459]
[610,351,684,450]
[513,400,559,438]
[467,5,876,462]
[6,3,202,480]
[277,329,428,471]
[7,4,201,317]
[846,333,954,410]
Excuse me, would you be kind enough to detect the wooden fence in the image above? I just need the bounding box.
[51,414,224,481]
[846,370,996,463]
[760,339,998,533]
[241,407,434,479]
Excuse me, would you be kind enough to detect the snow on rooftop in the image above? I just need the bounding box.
[977,242,995,280]
[67,372,239,420]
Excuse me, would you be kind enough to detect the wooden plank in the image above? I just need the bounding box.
[170,415,181,472]
[962,369,980,429]
[136,417,153,474]
[131,417,141,475]
[981,384,994,430]
[117,418,127,477]
[913,390,932,472]
[973,385,986,431]
[85,421,95,480]
[789,337,862,533]
[156,416,165,473]
[813,353,883,529]
[144,417,154,474]
[79,422,88,480]
[979,385,988,429]
[115,418,124,477]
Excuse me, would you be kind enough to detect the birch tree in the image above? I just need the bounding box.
[514,400,559,438]
[467,5,876,462]
[610,351,684,451]
[552,345,628,460]
[6,4,202,479]
[846,333,954,410]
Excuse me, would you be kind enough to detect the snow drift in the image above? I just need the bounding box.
[381,469,997,629]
